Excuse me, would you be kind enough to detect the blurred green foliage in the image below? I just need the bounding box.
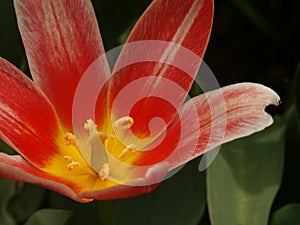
[24,209,73,225]
[270,204,300,225]
[207,117,285,225]
[0,180,16,225]
[8,184,46,223]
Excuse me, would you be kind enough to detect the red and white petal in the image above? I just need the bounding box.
[106,0,214,138]
[0,57,62,168]
[14,0,110,130]
[77,162,169,200]
[126,0,213,53]
[149,83,280,169]
[0,153,90,203]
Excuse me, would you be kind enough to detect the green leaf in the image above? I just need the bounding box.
[8,184,46,223]
[24,209,73,225]
[0,179,17,225]
[113,160,206,225]
[270,204,300,225]
[207,117,285,225]
[275,106,300,207]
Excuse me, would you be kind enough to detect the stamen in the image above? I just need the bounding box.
[64,133,76,146]
[64,156,83,170]
[113,116,134,130]
[98,163,110,181]
[118,144,136,158]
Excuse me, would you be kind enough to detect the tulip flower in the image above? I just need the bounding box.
[0,0,279,203]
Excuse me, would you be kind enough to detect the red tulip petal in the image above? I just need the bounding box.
[0,153,91,202]
[15,0,110,129]
[0,58,63,168]
[77,162,169,200]
[138,83,280,169]
[106,0,214,139]
[126,0,213,50]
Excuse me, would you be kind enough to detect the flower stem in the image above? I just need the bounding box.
[97,200,117,225]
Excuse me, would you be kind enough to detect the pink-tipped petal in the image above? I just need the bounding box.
[106,0,214,137]
[149,83,280,169]
[14,0,110,129]
[0,58,62,168]
[77,162,169,200]
[0,153,89,203]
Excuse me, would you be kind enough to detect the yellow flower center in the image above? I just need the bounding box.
[62,116,137,182]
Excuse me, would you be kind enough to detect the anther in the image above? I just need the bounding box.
[64,133,76,146]
[113,116,134,130]
[118,144,136,158]
[64,156,83,170]
[98,163,110,181]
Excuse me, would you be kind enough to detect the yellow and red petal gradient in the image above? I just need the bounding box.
[0,57,63,168]
[0,58,97,194]
[0,58,123,198]
[0,56,168,200]
[0,152,169,201]
[0,153,89,202]
[77,162,169,200]
[0,57,168,199]
[14,0,110,130]
[106,0,214,137]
